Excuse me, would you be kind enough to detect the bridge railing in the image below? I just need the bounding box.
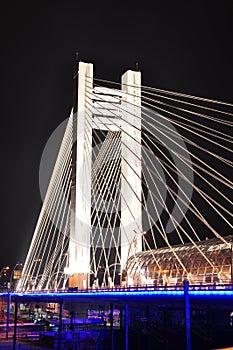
[6,282,233,295]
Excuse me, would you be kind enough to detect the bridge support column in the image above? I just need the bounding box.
[6,292,10,340]
[110,302,114,350]
[184,280,191,350]
[58,300,63,350]
[13,299,18,350]
[125,303,129,350]
[68,62,93,289]
[121,70,142,270]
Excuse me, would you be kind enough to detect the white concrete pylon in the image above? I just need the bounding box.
[120,70,142,269]
[68,62,93,289]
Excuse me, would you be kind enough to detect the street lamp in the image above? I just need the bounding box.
[132,229,147,252]
[142,231,147,251]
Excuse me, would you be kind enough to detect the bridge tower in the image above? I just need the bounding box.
[67,61,142,289]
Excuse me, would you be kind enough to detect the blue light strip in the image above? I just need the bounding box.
[190,290,233,296]
[1,288,233,298]
[0,290,183,298]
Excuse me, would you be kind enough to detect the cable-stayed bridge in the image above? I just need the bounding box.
[17,60,232,292]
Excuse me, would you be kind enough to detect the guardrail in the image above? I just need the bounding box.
[1,282,233,296]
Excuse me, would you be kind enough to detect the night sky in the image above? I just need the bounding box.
[0,1,232,269]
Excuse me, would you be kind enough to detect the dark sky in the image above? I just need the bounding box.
[0,1,232,268]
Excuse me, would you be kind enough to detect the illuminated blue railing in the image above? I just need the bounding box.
[1,284,233,299]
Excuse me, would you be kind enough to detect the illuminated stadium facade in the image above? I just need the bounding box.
[126,235,233,287]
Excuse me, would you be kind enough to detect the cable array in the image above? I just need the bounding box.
[17,112,73,291]
[85,76,232,285]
